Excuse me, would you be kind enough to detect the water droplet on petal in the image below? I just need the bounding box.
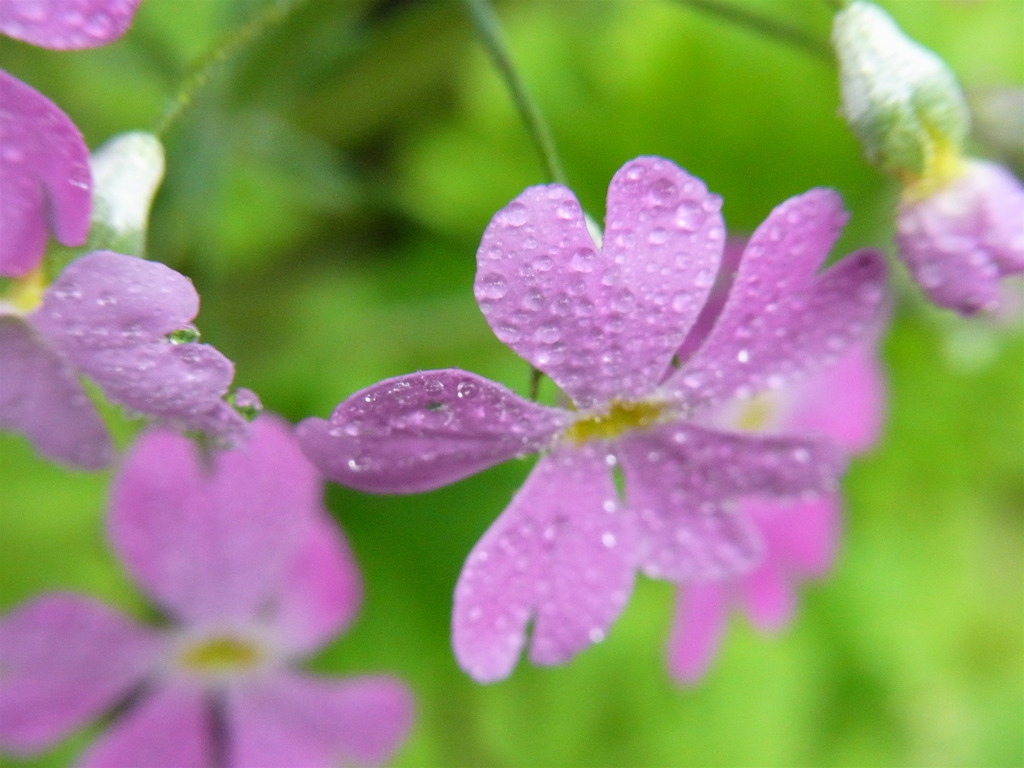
[536,324,561,344]
[478,274,509,300]
[571,248,597,272]
[649,177,678,206]
[556,202,576,220]
[610,289,635,312]
[674,201,703,231]
[502,202,528,227]
[694,269,714,288]
[648,227,669,245]
[670,292,692,313]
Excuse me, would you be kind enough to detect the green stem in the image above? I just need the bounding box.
[464,0,564,399]
[462,0,569,187]
[673,0,833,62]
[155,0,307,137]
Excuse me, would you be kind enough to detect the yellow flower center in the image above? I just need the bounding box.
[733,393,778,432]
[3,265,47,313]
[901,133,966,202]
[178,635,263,674]
[564,400,666,444]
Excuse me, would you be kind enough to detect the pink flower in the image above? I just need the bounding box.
[0,0,141,50]
[1,1,144,276]
[0,417,414,767]
[0,70,91,277]
[298,156,888,682]
[895,159,1024,315]
[1,250,247,469]
[668,338,886,684]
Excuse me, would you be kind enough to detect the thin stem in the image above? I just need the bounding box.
[673,0,833,63]
[154,0,306,137]
[462,0,569,187]
[464,0,564,399]
[528,367,543,401]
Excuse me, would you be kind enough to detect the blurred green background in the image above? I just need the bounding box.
[1,1,1022,766]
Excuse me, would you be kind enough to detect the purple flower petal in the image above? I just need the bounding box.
[0,70,90,277]
[0,594,160,754]
[270,510,363,656]
[785,339,886,454]
[896,159,1024,314]
[475,157,722,408]
[0,0,141,49]
[666,582,729,686]
[226,673,414,768]
[0,315,112,469]
[668,189,887,408]
[675,236,747,364]
[665,500,836,685]
[739,560,796,633]
[76,685,211,768]
[749,495,841,579]
[297,369,568,493]
[108,417,316,625]
[31,250,244,437]
[452,446,634,682]
[619,424,841,582]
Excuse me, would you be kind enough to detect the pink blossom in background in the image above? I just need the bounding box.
[668,339,886,684]
[0,0,141,50]
[896,159,1024,315]
[298,156,888,682]
[0,70,91,278]
[0,417,414,767]
[0,250,247,470]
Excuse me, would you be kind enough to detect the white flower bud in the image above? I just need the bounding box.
[89,131,165,255]
[832,1,969,180]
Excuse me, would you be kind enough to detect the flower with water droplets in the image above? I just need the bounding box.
[0,70,91,278]
[0,417,414,767]
[831,1,1024,314]
[895,159,1024,315]
[298,156,888,682]
[1,250,248,469]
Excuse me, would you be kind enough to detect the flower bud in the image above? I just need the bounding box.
[895,160,1024,314]
[88,131,165,257]
[832,1,969,184]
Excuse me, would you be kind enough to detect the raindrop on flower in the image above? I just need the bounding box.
[674,201,703,231]
[478,274,509,300]
[502,202,528,227]
[648,227,669,245]
[571,248,597,273]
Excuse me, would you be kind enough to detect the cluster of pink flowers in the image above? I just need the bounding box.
[0,0,1020,765]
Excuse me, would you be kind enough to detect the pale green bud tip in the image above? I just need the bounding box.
[831,1,969,180]
[89,131,166,238]
[584,212,604,249]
